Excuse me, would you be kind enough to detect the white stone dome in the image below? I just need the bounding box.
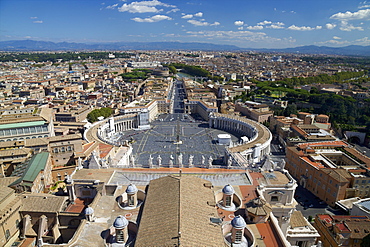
[113,215,128,229]
[84,206,94,215]
[222,184,235,195]
[125,184,138,194]
[231,215,246,229]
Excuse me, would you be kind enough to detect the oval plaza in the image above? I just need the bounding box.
[88,99,272,169]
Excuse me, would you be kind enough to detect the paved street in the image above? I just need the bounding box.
[294,185,345,218]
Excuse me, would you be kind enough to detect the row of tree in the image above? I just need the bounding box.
[170,63,210,77]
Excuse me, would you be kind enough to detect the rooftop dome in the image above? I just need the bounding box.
[113,215,128,229]
[125,184,138,194]
[84,206,94,215]
[222,184,235,195]
[231,215,246,229]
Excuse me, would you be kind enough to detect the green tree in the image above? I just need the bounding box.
[284,104,298,116]
[87,108,113,123]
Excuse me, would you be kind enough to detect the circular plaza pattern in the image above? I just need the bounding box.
[111,113,240,168]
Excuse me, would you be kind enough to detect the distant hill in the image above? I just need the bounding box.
[255,45,370,56]
[0,40,239,51]
[0,40,369,56]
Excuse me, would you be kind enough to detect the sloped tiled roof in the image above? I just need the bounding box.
[20,194,67,213]
[290,210,309,228]
[245,197,272,216]
[135,175,226,247]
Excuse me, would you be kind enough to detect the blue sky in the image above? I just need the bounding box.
[0,0,369,48]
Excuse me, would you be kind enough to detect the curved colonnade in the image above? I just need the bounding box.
[85,112,271,168]
[209,112,272,167]
[84,114,139,145]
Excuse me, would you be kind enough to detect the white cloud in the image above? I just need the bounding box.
[184,30,287,45]
[167,8,179,13]
[187,19,210,26]
[238,27,243,30]
[325,23,336,29]
[118,0,175,13]
[287,25,316,31]
[119,4,159,13]
[33,20,43,24]
[316,25,322,30]
[245,25,264,30]
[234,21,244,26]
[315,36,370,46]
[194,12,203,17]
[257,20,272,25]
[359,4,370,9]
[339,21,364,31]
[354,36,370,45]
[315,39,350,46]
[106,3,118,9]
[264,22,285,29]
[333,36,341,39]
[182,14,193,19]
[330,8,370,21]
[211,21,220,26]
[131,14,172,22]
[267,24,285,29]
[186,30,266,39]
[30,17,38,19]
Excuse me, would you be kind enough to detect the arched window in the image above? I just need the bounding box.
[5,229,10,240]
[235,230,242,243]
[128,194,135,206]
[225,195,232,207]
[116,229,125,243]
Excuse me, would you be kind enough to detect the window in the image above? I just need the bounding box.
[271,196,279,202]
[225,196,232,207]
[128,195,135,206]
[5,229,10,240]
[116,229,125,243]
[235,230,243,243]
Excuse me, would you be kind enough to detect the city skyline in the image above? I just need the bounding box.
[0,0,370,49]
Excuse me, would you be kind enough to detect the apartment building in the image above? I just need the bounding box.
[286,141,370,206]
[235,101,273,123]
[314,214,370,247]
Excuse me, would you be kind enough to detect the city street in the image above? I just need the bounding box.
[294,185,345,218]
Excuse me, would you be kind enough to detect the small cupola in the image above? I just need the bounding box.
[113,215,129,243]
[222,184,235,208]
[125,184,138,207]
[231,215,247,244]
[84,206,94,222]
